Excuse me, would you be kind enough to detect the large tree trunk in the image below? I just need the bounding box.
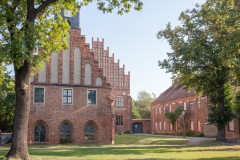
[6,62,31,160]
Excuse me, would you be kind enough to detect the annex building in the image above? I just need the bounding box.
[151,84,240,140]
[28,8,132,144]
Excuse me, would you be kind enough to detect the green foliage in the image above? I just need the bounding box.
[0,0,143,71]
[132,100,141,119]
[165,106,183,128]
[0,68,15,132]
[134,91,156,119]
[158,0,240,133]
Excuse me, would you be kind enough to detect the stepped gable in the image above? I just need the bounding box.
[32,29,109,87]
[91,38,130,89]
[153,84,196,104]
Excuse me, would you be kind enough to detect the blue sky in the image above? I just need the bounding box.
[80,0,206,99]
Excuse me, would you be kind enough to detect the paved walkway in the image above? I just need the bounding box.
[137,133,216,145]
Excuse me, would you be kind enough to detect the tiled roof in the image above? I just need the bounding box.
[153,84,196,104]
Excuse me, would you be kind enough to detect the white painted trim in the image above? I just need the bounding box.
[87,89,97,106]
[33,86,45,104]
[62,88,73,105]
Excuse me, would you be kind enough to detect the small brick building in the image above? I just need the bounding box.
[28,8,132,144]
[151,84,240,140]
[131,119,151,134]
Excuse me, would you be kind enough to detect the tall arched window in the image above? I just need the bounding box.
[60,123,71,143]
[85,122,95,141]
[34,123,46,142]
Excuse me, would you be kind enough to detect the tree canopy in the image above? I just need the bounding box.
[0,0,143,159]
[164,106,183,132]
[158,0,240,140]
[133,91,156,119]
[0,67,15,132]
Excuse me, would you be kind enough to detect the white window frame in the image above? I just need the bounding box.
[197,99,201,109]
[198,121,201,131]
[228,120,234,131]
[184,101,187,110]
[33,86,45,104]
[62,88,73,105]
[116,96,123,107]
[87,89,97,106]
[191,121,194,131]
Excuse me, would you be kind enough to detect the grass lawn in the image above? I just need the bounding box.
[1,134,240,160]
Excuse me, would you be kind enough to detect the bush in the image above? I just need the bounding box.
[59,138,71,144]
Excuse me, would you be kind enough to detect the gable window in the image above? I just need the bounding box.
[116,115,123,125]
[63,89,72,104]
[116,96,123,107]
[34,87,44,103]
[88,89,97,105]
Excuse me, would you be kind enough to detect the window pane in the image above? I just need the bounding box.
[85,123,95,141]
[34,123,46,142]
[63,89,72,104]
[60,123,71,143]
[88,90,96,105]
[34,88,44,103]
[116,115,123,126]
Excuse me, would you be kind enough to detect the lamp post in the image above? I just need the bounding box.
[182,110,186,138]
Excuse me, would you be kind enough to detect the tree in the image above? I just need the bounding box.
[0,68,15,132]
[164,106,183,132]
[132,100,141,119]
[135,91,156,118]
[0,1,143,159]
[157,0,240,140]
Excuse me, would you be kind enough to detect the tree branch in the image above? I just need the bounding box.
[35,0,58,16]
[12,0,21,10]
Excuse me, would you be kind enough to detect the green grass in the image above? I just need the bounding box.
[1,134,240,160]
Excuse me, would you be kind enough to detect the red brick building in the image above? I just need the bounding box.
[151,84,209,135]
[91,39,132,133]
[151,84,240,140]
[28,8,131,144]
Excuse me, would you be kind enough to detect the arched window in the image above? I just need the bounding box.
[85,122,95,141]
[60,123,71,143]
[34,123,46,142]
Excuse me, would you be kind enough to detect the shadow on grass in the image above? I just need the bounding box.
[197,157,240,160]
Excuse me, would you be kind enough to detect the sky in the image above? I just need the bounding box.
[80,0,206,99]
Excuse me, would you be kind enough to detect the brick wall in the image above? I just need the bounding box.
[28,29,114,144]
[131,119,151,134]
[151,95,208,135]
